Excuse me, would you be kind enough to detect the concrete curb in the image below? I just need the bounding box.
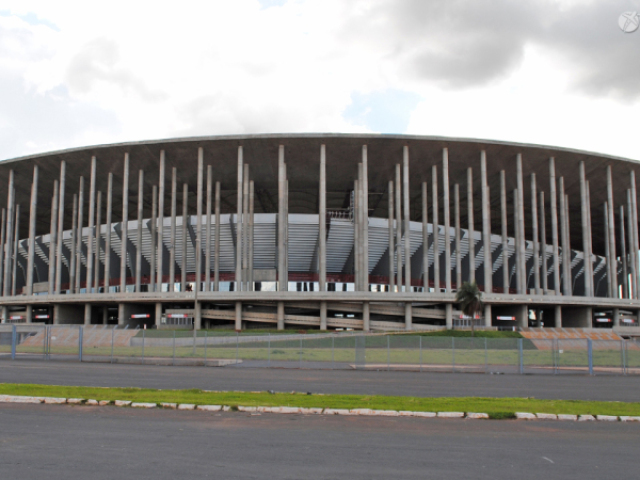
[0,395,633,423]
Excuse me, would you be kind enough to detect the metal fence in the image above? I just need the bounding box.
[0,324,637,375]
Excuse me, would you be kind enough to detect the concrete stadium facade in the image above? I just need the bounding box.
[0,133,639,331]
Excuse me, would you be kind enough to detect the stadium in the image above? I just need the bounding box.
[0,133,638,332]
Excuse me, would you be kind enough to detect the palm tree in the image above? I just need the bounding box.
[455,281,483,337]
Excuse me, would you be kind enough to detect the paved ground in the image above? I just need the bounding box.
[0,403,638,479]
[3,360,640,401]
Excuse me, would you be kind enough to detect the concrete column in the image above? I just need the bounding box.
[559,178,570,296]
[606,166,618,297]
[196,148,203,294]
[11,204,19,296]
[586,182,594,296]
[214,182,220,291]
[235,301,242,330]
[627,190,636,299]
[205,165,212,292]
[579,162,592,297]
[531,174,540,295]
[119,154,129,297]
[516,304,528,330]
[514,188,521,294]
[181,184,188,292]
[55,161,66,294]
[93,191,102,291]
[620,206,628,298]
[630,172,639,298]
[249,180,254,291]
[395,164,402,290]
[277,301,284,331]
[405,302,412,331]
[403,147,411,294]
[157,151,165,292]
[516,155,526,293]
[103,306,108,325]
[135,170,143,293]
[169,168,177,291]
[421,182,427,292]
[432,165,439,292]
[150,186,157,292]
[389,181,395,292]
[442,149,452,294]
[26,166,38,298]
[320,145,327,329]
[362,301,370,332]
[0,208,4,297]
[354,178,360,291]
[155,302,162,327]
[284,179,289,287]
[454,183,461,289]
[480,151,492,295]
[554,305,562,328]
[237,146,244,291]
[75,177,84,293]
[242,163,249,291]
[48,181,57,295]
[362,146,369,292]
[604,203,612,297]
[467,168,475,284]
[277,146,286,292]
[69,194,77,295]
[549,158,560,295]
[194,300,202,331]
[104,173,113,293]
[540,191,548,293]
[613,308,620,327]
[86,157,96,294]
[84,303,91,325]
[500,170,508,293]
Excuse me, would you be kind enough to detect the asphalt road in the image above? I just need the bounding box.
[0,403,638,480]
[2,359,640,401]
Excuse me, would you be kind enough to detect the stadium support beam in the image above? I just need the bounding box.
[531,173,540,295]
[181,183,188,292]
[11,205,18,296]
[0,208,5,302]
[395,164,402,291]
[118,154,129,326]
[540,191,548,293]
[421,182,427,292]
[237,146,244,292]
[480,151,492,325]
[455,183,461,290]
[48,180,58,296]
[516,154,526,294]
[242,163,249,291]
[620,205,628,298]
[150,186,157,292]
[467,168,475,284]
[627,190,637,299]
[606,165,618,297]
[195,148,203,330]
[169,168,177,290]
[214,181,220,291]
[549,158,560,295]
[320,145,327,329]
[559,178,569,295]
[389,181,395,292]
[87,156,96,295]
[630,172,640,298]
[69,194,77,298]
[55,161,66,294]
[135,170,144,293]
[26,166,38,301]
[157,151,165,292]
[432,165,439,292]
[94,191,102,291]
[579,162,592,297]
[443,149,451,293]
[249,180,254,291]
[604,203,612,297]
[354,177,360,292]
[75,177,84,293]
[514,188,520,293]
[205,165,212,292]
[500,170,508,293]
[362,145,369,292]
[105,173,113,293]
[403,146,412,330]
[586,182,594,296]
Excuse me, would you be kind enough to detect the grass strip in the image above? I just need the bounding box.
[1,383,640,417]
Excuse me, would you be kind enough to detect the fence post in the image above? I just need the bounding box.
[78,326,83,362]
[331,335,334,370]
[11,325,16,360]
[267,333,271,368]
[518,338,523,374]
[299,337,302,369]
[622,340,627,375]
[172,330,176,366]
[204,331,207,363]
[387,335,390,371]
[141,328,145,365]
[452,337,455,373]
[419,336,422,372]
[588,339,593,375]
[484,337,488,374]
[43,325,47,360]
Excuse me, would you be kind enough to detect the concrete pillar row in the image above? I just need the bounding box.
[454,183,462,290]
[500,170,508,293]
[104,173,113,293]
[135,170,144,293]
[403,147,412,330]
[214,181,221,291]
[432,165,439,292]
[319,145,327,330]
[467,168,475,284]
[531,174,540,295]
[74,177,84,293]
[169,168,177,290]
[389,181,395,292]
[55,161,66,294]
[48,180,57,296]
[421,182,427,292]
[205,165,212,292]
[549,158,560,295]
[157,151,165,292]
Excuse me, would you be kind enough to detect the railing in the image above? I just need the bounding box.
[0,325,637,375]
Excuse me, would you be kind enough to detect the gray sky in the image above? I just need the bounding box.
[1,0,640,161]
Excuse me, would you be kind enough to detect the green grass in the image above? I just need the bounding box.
[2,383,640,417]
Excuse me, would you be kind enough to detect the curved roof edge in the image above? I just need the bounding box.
[3,132,638,166]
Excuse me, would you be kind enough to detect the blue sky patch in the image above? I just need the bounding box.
[343,89,421,134]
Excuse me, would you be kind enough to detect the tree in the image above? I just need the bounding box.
[455,281,483,337]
